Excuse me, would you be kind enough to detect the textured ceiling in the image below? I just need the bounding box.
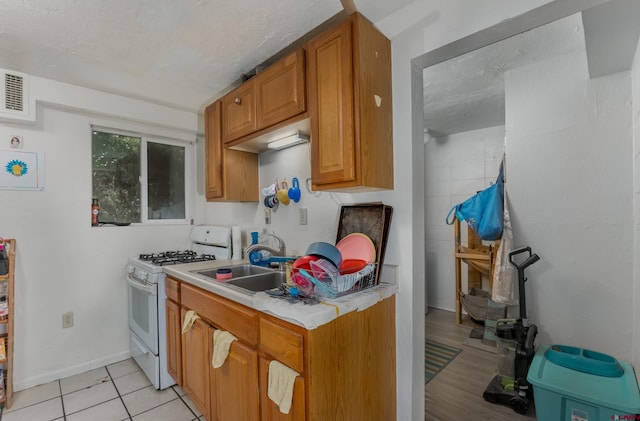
[423,13,586,136]
[0,0,344,112]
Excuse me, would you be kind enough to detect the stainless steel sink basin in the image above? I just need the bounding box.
[225,271,286,293]
[194,264,272,280]
[191,264,285,295]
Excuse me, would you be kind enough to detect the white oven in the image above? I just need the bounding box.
[126,225,234,389]
[127,268,158,354]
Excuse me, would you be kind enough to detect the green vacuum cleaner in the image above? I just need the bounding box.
[483,246,540,414]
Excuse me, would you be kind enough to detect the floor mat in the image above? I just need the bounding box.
[425,340,462,384]
[463,329,498,354]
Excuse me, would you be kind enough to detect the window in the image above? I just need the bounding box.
[92,129,190,224]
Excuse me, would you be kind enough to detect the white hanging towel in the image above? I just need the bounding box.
[267,360,300,414]
[491,190,518,304]
[181,310,200,333]
[211,330,238,368]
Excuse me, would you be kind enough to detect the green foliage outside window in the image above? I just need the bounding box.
[92,131,141,223]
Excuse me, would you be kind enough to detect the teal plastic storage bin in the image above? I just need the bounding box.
[527,345,640,420]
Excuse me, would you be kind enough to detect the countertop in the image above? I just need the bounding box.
[163,259,398,329]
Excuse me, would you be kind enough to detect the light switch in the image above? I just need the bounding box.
[300,208,308,225]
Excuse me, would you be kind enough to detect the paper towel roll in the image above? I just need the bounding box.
[231,225,242,260]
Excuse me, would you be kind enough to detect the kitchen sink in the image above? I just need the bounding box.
[225,271,286,293]
[194,264,273,280]
[191,264,286,295]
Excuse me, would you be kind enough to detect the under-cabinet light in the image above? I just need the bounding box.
[266,132,310,150]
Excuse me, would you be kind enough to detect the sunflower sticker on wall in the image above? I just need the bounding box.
[0,150,44,190]
[6,160,28,177]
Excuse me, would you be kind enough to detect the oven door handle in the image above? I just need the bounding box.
[127,275,157,295]
[131,333,150,356]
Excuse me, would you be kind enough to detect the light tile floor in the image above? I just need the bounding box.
[0,359,204,421]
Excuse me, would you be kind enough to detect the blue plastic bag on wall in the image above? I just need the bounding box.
[446,162,504,241]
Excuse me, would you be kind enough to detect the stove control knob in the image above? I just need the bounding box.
[138,271,148,281]
[126,265,135,274]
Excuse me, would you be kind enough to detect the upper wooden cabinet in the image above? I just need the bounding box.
[222,79,257,143]
[308,13,393,191]
[256,49,306,129]
[222,50,306,146]
[205,100,259,202]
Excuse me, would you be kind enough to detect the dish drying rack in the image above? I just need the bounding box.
[298,260,378,299]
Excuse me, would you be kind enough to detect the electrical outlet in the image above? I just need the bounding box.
[62,311,74,329]
[300,208,308,225]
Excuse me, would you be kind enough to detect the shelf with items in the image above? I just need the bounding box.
[0,239,15,408]
[453,219,500,324]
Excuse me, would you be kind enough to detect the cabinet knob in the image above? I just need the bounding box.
[234,97,241,105]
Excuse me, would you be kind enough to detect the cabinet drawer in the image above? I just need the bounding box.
[259,317,304,373]
[181,283,258,346]
[165,277,180,302]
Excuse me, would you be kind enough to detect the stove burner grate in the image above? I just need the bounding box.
[139,251,216,266]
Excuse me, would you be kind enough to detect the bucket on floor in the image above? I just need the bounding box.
[527,345,640,420]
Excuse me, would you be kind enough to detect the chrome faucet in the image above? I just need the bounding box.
[244,233,286,257]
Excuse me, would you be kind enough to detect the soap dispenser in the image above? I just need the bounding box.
[249,231,261,265]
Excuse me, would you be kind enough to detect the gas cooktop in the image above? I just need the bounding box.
[138,250,217,266]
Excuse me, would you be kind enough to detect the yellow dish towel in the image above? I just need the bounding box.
[267,360,300,414]
[211,330,238,368]
[181,310,200,334]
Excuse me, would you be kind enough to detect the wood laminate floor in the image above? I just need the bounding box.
[425,308,537,420]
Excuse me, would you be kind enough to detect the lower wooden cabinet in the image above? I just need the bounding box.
[166,276,395,421]
[181,310,211,417]
[165,299,182,385]
[210,332,260,421]
[259,357,306,421]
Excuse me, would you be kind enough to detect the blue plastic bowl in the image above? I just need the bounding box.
[305,242,343,269]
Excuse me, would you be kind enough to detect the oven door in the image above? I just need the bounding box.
[127,273,159,355]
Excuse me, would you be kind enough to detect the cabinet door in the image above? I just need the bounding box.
[210,328,259,421]
[205,101,224,199]
[307,19,356,186]
[165,299,182,385]
[256,49,306,130]
[222,80,257,143]
[205,101,260,202]
[181,309,211,417]
[259,357,306,421]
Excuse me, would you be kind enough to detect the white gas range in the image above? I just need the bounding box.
[126,225,235,389]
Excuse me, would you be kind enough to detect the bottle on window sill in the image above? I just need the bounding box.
[91,199,100,226]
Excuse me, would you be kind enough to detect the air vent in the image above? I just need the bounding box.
[0,69,34,122]
[4,73,24,112]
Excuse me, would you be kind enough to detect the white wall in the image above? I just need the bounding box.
[377,0,613,419]
[506,49,634,357]
[630,25,640,371]
[201,143,355,255]
[0,77,200,390]
[425,126,504,311]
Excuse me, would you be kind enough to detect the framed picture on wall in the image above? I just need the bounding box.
[0,150,45,191]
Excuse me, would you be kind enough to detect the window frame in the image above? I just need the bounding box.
[91,125,193,226]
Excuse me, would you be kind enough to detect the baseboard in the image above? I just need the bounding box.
[13,349,132,392]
